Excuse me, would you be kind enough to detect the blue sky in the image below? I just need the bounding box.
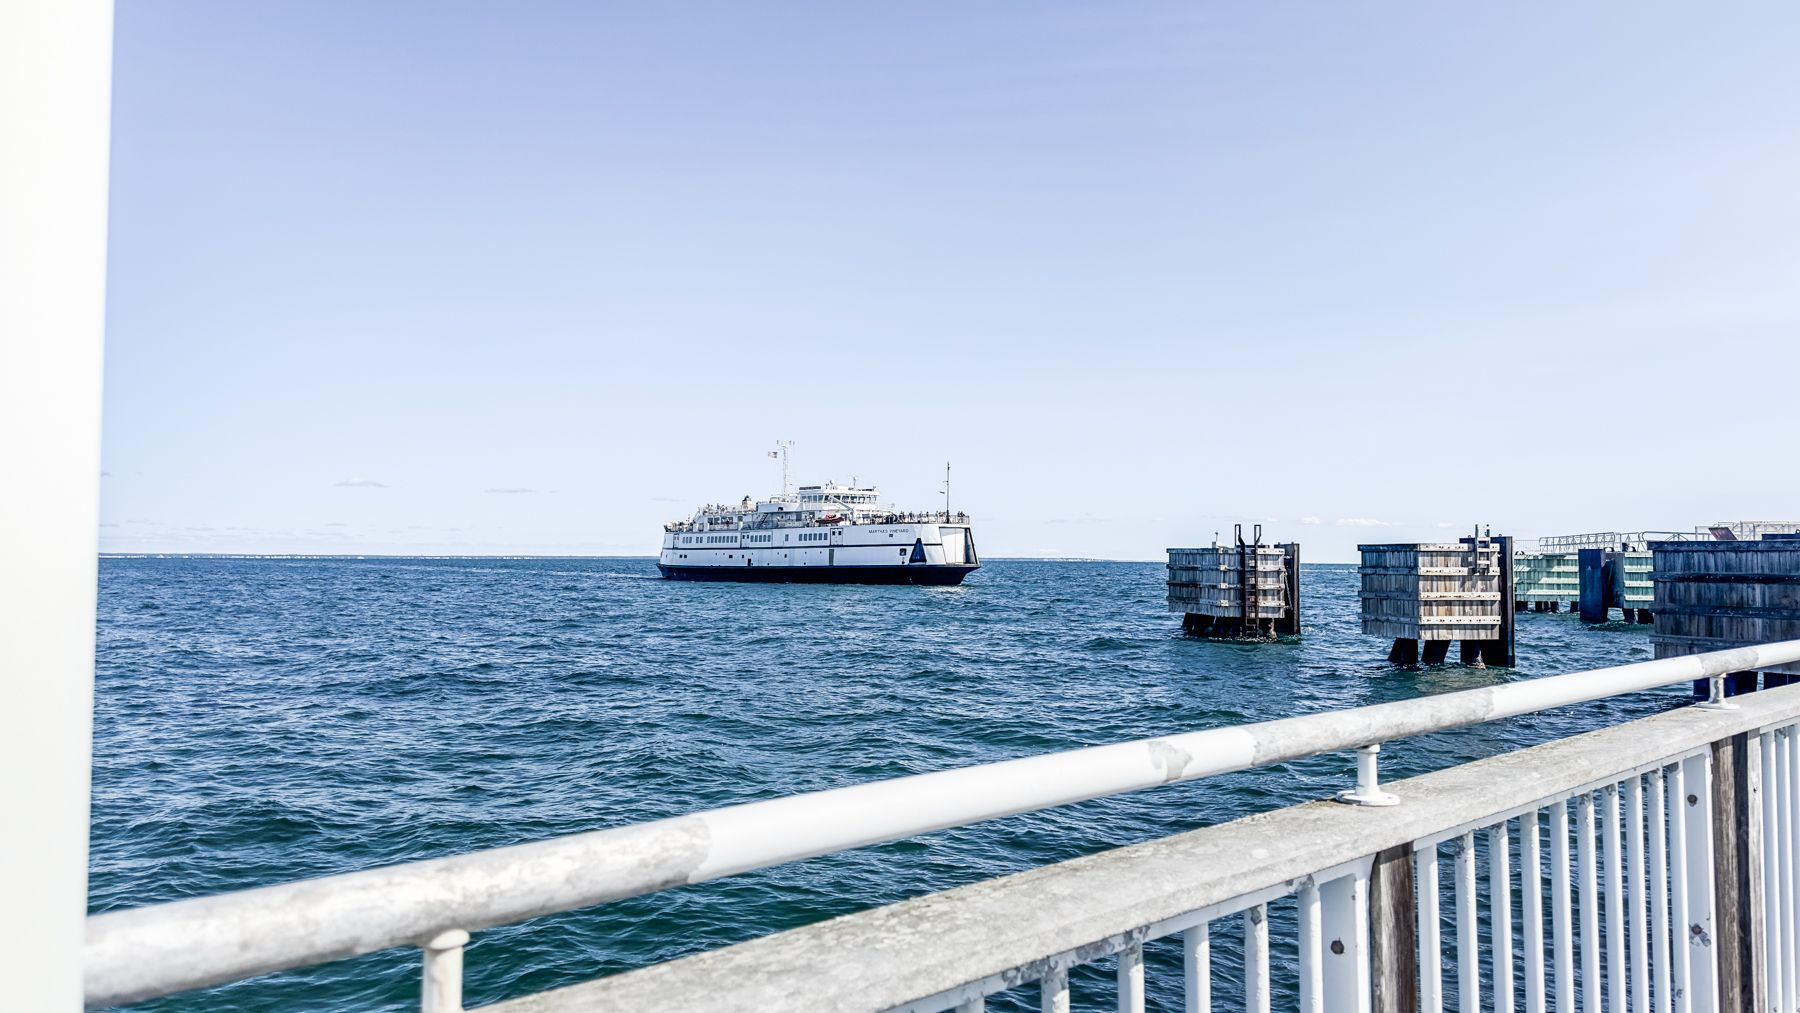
[99,2,1800,560]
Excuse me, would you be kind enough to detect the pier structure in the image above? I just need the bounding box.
[80,640,1800,1013]
[1512,552,1578,611]
[1654,539,1800,697]
[1359,532,1515,667]
[1166,525,1299,638]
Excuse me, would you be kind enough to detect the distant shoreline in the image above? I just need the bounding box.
[99,553,1360,565]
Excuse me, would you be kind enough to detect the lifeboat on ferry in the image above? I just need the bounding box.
[817,514,844,525]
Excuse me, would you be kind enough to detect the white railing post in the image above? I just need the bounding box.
[1455,831,1477,1013]
[420,930,469,1013]
[1650,768,1671,1013]
[1419,844,1444,1013]
[1578,791,1600,1012]
[1184,923,1210,1013]
[1763,731,1783,1006]
[1338,744,1400,807]
[1522,810,1544,1013]
[1627,776,1648,1013]
[1117,942,1144,1013]
[1299,878,1323,1013]
[1683,751,1718,1011]
[1671,762,1692,1013]
[1489,822,1513,1013]
[1785,725,1799,1013]
[1602,784,1624,1013]
[1245,904,1270,1013]
[1551,799,1573,1013]
[1320,867,1370,1013]
[1041,964,1068,1013]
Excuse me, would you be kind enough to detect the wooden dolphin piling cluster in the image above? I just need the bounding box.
[1358,528,1517,667]
[1164,524,1300,639]
[1169,525,1800,682]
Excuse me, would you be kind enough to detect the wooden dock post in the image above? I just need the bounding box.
[1274,543,1301,636]
[1578,548,1607,622]
[1711,731,1766,1012]
[1368,843,1417,1013]
[1652,539,1800,696]
[1482,535,1517,666]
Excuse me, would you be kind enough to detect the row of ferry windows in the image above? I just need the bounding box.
[683,532,833,545]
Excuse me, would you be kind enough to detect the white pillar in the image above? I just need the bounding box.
[0,1,115,1009]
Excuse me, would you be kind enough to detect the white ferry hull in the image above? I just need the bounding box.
[658,562,977,585]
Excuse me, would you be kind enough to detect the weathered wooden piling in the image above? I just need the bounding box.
[1652,539,1800,695]
[1576,548,1654,623]
[1360,533,1515,666]
[1167,526,1299,638]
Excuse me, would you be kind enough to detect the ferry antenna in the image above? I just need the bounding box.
[773,440,794,496]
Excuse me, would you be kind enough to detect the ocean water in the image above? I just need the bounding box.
[92,557,1674,1012]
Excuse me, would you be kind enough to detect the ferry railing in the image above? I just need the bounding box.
[84,641,1800,1012]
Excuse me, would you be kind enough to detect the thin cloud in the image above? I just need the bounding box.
[325,522,348,527]
[1337,518,1397,527]
[486,488,534,494]
[649,495,682,502]
[101,471,113,477]
[1300,517,1322,524]
[1435,522,1455,528]
[337,478,386,488]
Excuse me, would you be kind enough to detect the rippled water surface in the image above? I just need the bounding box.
[93,557,1671,1012]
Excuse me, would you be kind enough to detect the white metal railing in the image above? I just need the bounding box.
[84,641,1800,1011]
[481,685,1800,1013]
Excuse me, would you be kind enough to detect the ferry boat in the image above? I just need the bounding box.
[658,465,979,585]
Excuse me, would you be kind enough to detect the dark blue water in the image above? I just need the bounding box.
[93,558,1673,1012]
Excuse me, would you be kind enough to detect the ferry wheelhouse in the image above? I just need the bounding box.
[659,480,979,585]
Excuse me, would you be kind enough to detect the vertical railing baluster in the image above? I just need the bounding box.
[1457,831,1478,1013]
[1779,729,1796,1013]
[1320,868,1370,1012]
[1042,965,1070,1013]
[1651,767,1671,1013]
[1785,719,1800,1013]
[1185,922,1211,1013]
[1300,878,1323,1012]
[1681,752,1718,1012]
[1524,810,1546,1013]
[1787,725,1800,1013]
[1490,822,1514,1013]
[1765,731,1783,1007]
[1629,775,1649,1013]
[420,929,468,1013]
[1670,762,1691,1013]
[1579,791,1600,1012]
[1421,843,1444,1013]
[1245,903,1270,1013]
[1553,798,1574,1013]
[1603,783,1624,1012]
[1118,942,1144,1013]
